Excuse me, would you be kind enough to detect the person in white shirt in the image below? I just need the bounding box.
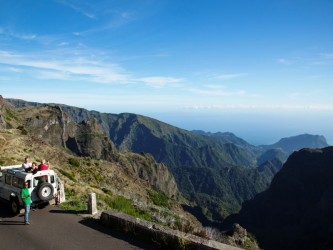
[22,156,32,171]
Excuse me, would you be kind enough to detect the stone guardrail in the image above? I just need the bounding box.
[87,193,242,249]
[100,210,243,250]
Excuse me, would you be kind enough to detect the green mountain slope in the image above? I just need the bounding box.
[0,96,208,233]
[5,96,329,225]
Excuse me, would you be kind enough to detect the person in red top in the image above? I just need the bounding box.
[38,159,49,171]
[38,159,49,183]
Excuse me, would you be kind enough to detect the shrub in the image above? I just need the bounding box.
[173,217,194,234]
[58,169,76,182]
[17,125,28,135]
[59,199,86,212]
[68,158,80,167]
[148,190,170,208]
[101,187,112,195]
[100,194,152,222]
[64,187,76,197]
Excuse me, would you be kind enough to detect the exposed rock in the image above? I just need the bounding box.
[222,147,333,250]
[221,224,260,250]
[3,104,180,200]
[123,153,179,198]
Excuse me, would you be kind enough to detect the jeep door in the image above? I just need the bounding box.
[2,174,13,201]
[30,176,40,202]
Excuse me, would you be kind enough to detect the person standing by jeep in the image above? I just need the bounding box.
[21,181,32,225]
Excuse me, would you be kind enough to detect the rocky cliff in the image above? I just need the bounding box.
[223,147,333,250]
[6,97,329,226]
[0,100,180,200]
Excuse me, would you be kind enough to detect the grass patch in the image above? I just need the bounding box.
[58,169,76,182]
[101,187,113,195]
[59,199,87,212]
[5,109,17,121]
[68,157,80,167]
[173,216,195,234]
[17,125,28,135]
[99,194,152,222]
[0,158,6,166]
[148,189,171,208]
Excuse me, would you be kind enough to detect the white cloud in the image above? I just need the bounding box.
[211,73,245,80]
[277,58,294,65]
[58,42,69,46]
[309,53,333,65]
[7,67,22,72]
[190,84,245,97]
[36,70,70,80]
[277,53,333,67]
[0,50,130,84]
[0,49,186,88]
[0,27,37,41]
[138,76,184,88]
[55,0,96,19]
[319,53,333,60]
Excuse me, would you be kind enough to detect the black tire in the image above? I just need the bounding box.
[10,198,19,214]
[38,183,54,201]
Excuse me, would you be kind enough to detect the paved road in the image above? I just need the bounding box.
[0,203,157,250]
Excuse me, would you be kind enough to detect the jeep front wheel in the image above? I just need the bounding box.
[38,183,54,201]
[10,198,19,214]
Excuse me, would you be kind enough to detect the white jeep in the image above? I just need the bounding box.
[0,165,65,214]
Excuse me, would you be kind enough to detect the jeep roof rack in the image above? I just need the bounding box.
[0,165,22,171]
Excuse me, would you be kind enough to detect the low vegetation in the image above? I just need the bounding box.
[0,100,261,249]
[0,129,200,234]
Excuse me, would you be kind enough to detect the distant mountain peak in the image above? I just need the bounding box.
[260,133,329,154]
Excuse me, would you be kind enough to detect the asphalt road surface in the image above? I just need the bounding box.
[0,203,157,250]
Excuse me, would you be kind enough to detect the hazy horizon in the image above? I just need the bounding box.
[1,1,332,146]
[4,94,332,146]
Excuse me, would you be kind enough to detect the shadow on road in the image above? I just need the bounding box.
[0,220,24,225]
[48,206,158,249]
[0,204,24,226]
[79,217,159,250]
[49,209,86,215]
[0,204,15,218]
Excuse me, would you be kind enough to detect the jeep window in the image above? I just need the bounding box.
[33,178,39,187]
[50,175,55,184]
[12,176,19,187]
[5,174,12,185]
[12,177,25,188]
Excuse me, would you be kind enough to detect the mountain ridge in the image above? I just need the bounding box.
[4,96,330,224]
[260,133,329,153]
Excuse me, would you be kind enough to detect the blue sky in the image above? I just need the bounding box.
[1,0,333,144]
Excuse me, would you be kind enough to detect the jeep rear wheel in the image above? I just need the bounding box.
[38,183,54,201]
[10,198,19,214]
